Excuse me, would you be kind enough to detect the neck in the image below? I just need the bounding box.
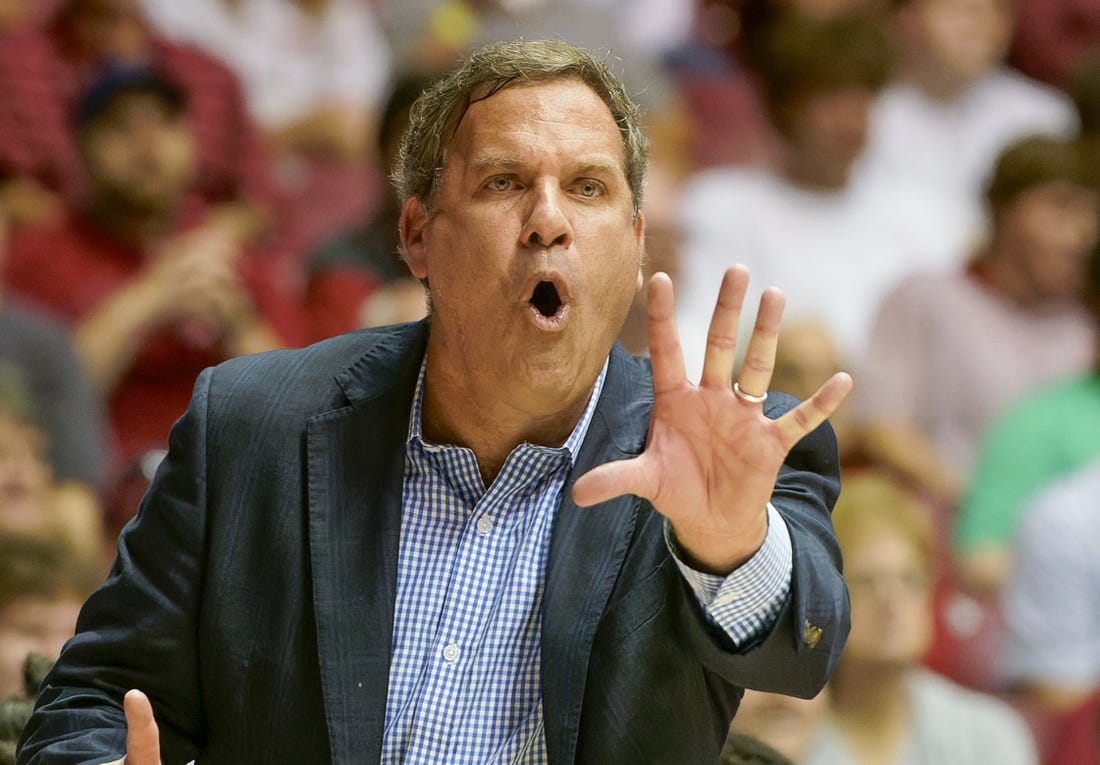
[419,349,592,486]
[781,151,851,193]
[85,197,175,248]
[902,62,975,103]
[831,661,909,715]
[293,0,329,18]
[975,243,1044,308]
[828,661,912,762]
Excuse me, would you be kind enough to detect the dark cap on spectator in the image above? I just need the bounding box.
[74,64,186,128]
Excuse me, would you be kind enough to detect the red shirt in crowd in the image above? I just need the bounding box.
[2,210,302,476]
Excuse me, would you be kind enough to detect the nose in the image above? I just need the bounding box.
[520,179,573,249]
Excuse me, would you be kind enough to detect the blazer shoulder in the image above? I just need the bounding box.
[203,322,426,422]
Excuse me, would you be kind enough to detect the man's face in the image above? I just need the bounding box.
[402,78,644,412]
[0,0,31,30]
[784,86,875,188]
[842,526,932,669]
[81,91,195,216]
[0,415,51,535]
[1000,180,1100,303]
[910,0,1012,82]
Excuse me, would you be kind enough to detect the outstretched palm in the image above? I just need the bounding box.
[572,266,852,573]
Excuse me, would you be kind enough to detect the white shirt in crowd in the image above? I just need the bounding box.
[675,164,971,378]
[138,0,392,128]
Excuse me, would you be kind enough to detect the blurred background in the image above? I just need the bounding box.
[1,1,1100,763]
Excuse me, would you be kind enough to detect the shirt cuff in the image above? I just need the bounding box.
[665,503,793,646]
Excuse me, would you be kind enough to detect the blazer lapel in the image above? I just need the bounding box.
[541,346,654,765]
[307,324,426,765]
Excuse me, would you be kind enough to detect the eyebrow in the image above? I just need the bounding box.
[469,154,524,174]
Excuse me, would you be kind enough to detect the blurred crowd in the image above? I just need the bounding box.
[1,0,1100,763]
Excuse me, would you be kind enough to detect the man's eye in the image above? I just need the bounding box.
[487,177,513,191]
[577,180,600,198]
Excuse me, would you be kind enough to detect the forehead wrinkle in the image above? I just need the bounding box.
[468,148,625,180]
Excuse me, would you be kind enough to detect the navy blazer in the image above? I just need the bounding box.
[18,321,848,765]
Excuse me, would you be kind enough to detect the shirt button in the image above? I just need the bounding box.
[442,643,461,663]
[476,516,493,535]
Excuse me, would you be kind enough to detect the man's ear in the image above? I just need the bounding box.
[400,196,430,280]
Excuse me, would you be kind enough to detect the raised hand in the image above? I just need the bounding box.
[571,266,852,574]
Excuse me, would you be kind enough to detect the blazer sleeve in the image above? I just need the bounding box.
[677,391,849,699]
[17,370,214,765]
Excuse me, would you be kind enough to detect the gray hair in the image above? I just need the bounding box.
[393,39,649,219]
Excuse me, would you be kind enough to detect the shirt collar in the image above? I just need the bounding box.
[407,354,609,468]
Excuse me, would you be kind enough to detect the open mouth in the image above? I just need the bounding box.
[529,280,563,318]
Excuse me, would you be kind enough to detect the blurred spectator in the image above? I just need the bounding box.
[0,0,73,228]
[722,731,797,765]
[0,535,102,699]
[675,12,966,379]
[139,0,393,254]
[1,66,297,529]
[770,319,857,460]
[999,457,1100,717]
[304,71,431,341]
[669,0,891,171]
[0,177,106,491]
[861,0,1078,241]
[1070,47,1100,162]
[854,135,1099,510]
[4,0,282,242]
[0,367,105,569]
[0,653,51,765]
[378,0,691,95]
[1009,0,1100,88]
[725,687,827,763]
[955,238,1100,597]
[1047,690,1100,765]
[0,0,39,31]
[802,472,1038,765]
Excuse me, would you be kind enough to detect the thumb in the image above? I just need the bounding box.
[571,455,655,508]
[123,689,161,765]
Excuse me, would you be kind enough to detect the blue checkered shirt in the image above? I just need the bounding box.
[380,358,793,764]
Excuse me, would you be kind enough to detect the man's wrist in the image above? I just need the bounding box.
[667,513,769,576]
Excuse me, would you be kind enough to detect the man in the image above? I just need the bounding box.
[1000,457,1100,717]
[676,12,966,379]
[0,535,102,700]
[49,0,279,238]
[305,71,434,341]
[856,135,1098,516]
[956,237,1100,597]
[3,65,297,530]
[862,0,1077,237]
[17,40,852,764]
[0,171,106,493]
